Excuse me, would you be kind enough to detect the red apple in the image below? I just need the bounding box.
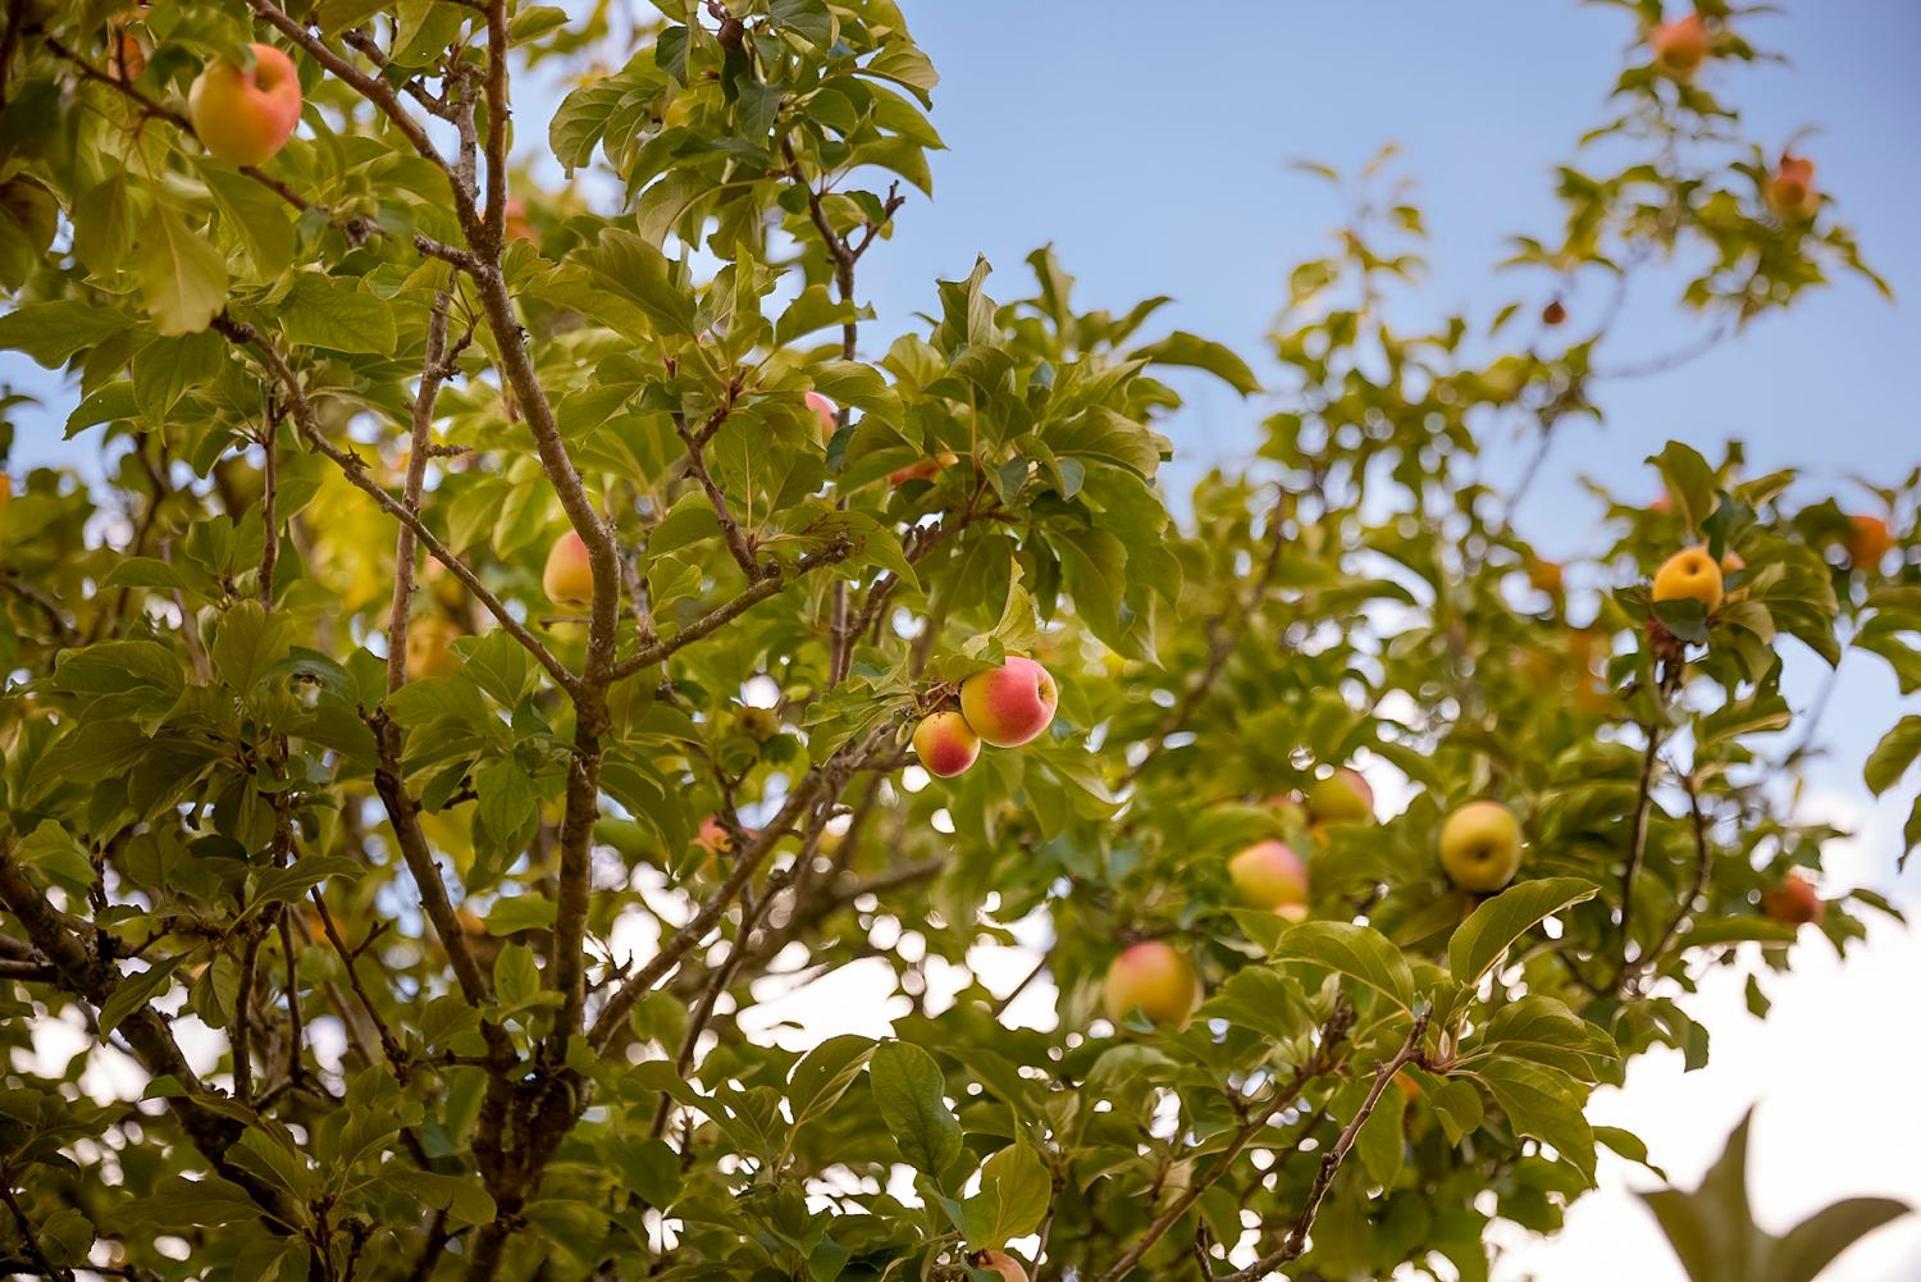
[959,656,1058,748]
[1762,872,1824,927]
[1842,514,1894,572]
[1766,155,1819,221]
[805,391,838,438]
[190,43,302,168]
[972,1251,1027,1282]
[1649,13,1709,78]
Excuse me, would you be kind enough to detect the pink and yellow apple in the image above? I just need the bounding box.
[1652,547,1723,610]
[1439,800,1523,893]
[542,530,593,606]
[1762,872,1824,926]
[805,391,838,438]
[189,43,302,167]
[1102,941,1199,1027]
[1649,13,1709,78]
[1306,768,1373,826]
[889,451,959,485]
[1227,840,1308,920]
[913,710,981,778]
[972,1251,1027,1282]
[1766,155,1819,220]
[959,656,1058,747]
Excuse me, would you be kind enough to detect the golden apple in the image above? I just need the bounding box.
[1305,767,1373,825]
[1102,941,1199,1028]
[542,530,594,606]
[1651,547,1723,611]
[1439,800,1523,893]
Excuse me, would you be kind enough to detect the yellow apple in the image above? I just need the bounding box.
[542,530,594,606]
[1227,840,1308,919]
[1439,800,1523,893]
[1651,547,1723,611]
[1305,768,1373,825]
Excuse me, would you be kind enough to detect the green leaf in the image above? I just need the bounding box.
[382,1167,498,1228]
[476,759,539,846]
[483,894,557,935]
[98,956,185,1038]
[958,1141,1052,1248]
[1475,1058,1596,1185]
[1864,715,1921,795]
[492,943,541,1012]
[868,1041,962,1178]
[1355,1076,1409,1184]
[1129,331,1260,395]
[1765,1198,1912,1282]
[280,273,398,355]
[132,331,227,420]
[1648,441,1717,531]
[136,203,229,337]
[0,300,130,367]
[786,1034,875,1128]
[211,599,293,694]
[202,165,296,277]
[1271,921,1414,1012]
[1447,877,1599,986]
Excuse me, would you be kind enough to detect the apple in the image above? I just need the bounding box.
[542,530,594,606]
[1102,941,1199,1027]
[1651,547,1723,611]
[805,391,839,438]
[959,656,1058,747]
[1439,800,1523,893]
[913,710,981,778]
[1762,872,1824,926]
[189,43,302,168]
[1526,557,1564,595]
[889,451,960,485]
[1649,492,1672,514]
[696,815,739,857]
[1541,299,1567,327]
[503,196,535,242]
[404,617,461,679]
[1843,514,1894,572]
[972,1252,1027,1282]
[1395,1071,1422,1103]
[1306,767,1373,825]
[1227,840,1308,920]
[1766,155,1819,221]
[1649,13,1709,78]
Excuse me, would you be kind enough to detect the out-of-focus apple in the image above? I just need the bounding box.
[1102,941,1199,1028]
[190,43,302,167]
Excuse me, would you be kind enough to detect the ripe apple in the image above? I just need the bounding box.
[1766,155,1819,220]
[542,530,594,606]
[1227,840,1308,920]
[189,43,302,168]
[889,451,960,485]
[973,1251,1027,1282]
[404,617,461,680]
[1102,941,1199,1027]
[959,656,1058,747]
[805,391,838,438]
[1649,13,1709,78]
[1526,557,1564,595]
[1762,872,1824,927]
[1652,547,1724,611]
[1439,800,1523,893]
[913,710,981,778]
[1306,768,1373,825]
[1842,514,1894,572]
[696,816,739,857]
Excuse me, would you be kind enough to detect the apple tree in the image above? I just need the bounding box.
[0,2,1913,1280]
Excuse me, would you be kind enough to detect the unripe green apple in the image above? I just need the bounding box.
[1652,547,1723,610]
[913,710,980,778]
[1439,800,1523,893]
[190,43,302,167]
[1102,941,1199,1027]
[542,530,594,606]
[1306,768,1373,825]
[1227,840,1308,920]
[1762,872,1824,926]
[959,656,1058,747]
[973,1251,1027,1282]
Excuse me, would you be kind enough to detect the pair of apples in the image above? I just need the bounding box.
[913,658,1059,776]
[1104,792,1526,1029]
